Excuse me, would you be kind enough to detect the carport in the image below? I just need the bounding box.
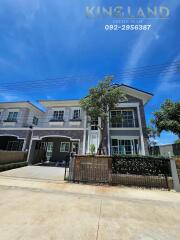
[28,135,79,166]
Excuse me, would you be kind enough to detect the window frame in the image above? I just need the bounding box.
[53,110,64,121]
[32,116,39,125]
[110,109,135,128]
[60,142,70,152]
[91,117,98,130]
[7,112,18,122]
[111,138,139,155]
[72,109,81,120]
[6,140,23,151]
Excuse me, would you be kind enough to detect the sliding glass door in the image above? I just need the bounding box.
[111,138,139,155]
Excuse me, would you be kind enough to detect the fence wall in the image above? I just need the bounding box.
[0,151,27,164]
[0,151,28,172]
[175,157,180,180]
[70,155,111,183]
[67,155,173,189]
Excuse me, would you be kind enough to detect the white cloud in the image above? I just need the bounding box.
[156,131,178,145]
[155,53,180,94]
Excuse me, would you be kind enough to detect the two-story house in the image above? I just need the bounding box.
[0,85,153,165]
[0,101,43,152]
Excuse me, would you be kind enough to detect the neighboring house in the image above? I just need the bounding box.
[0,101,43,152]
[150,143,180,157]
[0,84,153,164]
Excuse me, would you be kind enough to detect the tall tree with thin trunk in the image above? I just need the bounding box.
[80,76,126,155]
[146,126,158,155]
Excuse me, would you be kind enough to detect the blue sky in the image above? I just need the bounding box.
[0,0,180,144]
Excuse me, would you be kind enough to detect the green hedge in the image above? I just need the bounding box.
[112,155,171,176]
[0,161,28,172]
[112,154,170,160]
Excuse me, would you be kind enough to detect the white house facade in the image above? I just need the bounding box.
[0,84,153,165]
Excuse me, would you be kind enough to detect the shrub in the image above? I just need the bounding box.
[112,155,171,176]
[90,144,96,155]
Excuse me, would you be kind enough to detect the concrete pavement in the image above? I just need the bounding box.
[0,166,65,181]
[0,168,180,240]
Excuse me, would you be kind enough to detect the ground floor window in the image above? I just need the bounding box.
[111,138,139,155]
[60,142,70,152]
[6,140,23,151]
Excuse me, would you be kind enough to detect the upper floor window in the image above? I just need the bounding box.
[91,117,98,130]
[111,110,135,128]
[33,116,39,126]
[53,111,64,121]
[7,112,18,122]
[72,109,80,120]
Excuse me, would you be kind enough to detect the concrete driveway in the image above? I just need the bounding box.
[0,174,180,240]
[0,166,65,181]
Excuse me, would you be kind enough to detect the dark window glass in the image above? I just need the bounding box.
[111,110,134,128]
[33,116,38,125]
[7,112,18,121]
[53,111,64,121]
[73,110,80,120]
[91,118,98,130]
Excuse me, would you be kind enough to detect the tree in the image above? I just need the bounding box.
[146,125,158,155]
[174,139,180,144]
[147,126,158,146]
[151,99,180,138]
[80,76,126,155]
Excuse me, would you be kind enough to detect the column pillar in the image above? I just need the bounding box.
[170,158,180,192]
[137,104,145,155]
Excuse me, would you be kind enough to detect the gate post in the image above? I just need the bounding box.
[108,157,112,184]
[170,158,180,192]
[68,152,75,181]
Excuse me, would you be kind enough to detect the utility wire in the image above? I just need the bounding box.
[0,60,179,87]
[0,61,179,94]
